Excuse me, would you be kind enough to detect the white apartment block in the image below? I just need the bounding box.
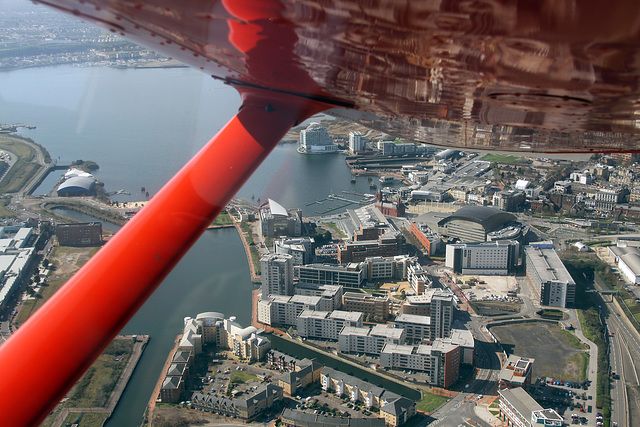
[380,340,460,387]
[339,325,405,355]
[407,262,432,294]
[365,256,396,281]
[445,240,519,275]
[297,310,363,340]
[431,291,454,339]
[257,294,324,326]
[349,131,365,153]
[394,313,431,341]
[261,253,294,297]
[294,282,343,311]
[274,237,315,266]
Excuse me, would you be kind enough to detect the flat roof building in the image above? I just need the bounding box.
[339,325,405,355]
[524,244,575,308]
[56,222,102,246]
[445,240,519,275]
[342,292,390,321]
[297,310,363,340]
[499,355,534,391]
[295,263,366,288]
[380,340,460,388]
[499,387,562,427]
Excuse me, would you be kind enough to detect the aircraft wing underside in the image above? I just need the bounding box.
[35,0,640,152]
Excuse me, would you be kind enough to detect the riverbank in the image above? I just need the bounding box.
[48,334,149,427]
[233,220,261,283]
[145,334,182,425]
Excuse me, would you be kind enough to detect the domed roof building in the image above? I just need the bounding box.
[56,176,95,197]
[437,206,516,243]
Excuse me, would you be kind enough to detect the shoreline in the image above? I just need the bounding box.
[50,334,149,427]
[233,220,261,283]
[146,334,182,424]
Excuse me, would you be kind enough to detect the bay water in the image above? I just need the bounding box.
[0,65,383,425]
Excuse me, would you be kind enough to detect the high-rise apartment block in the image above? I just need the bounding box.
[261,253,294,297]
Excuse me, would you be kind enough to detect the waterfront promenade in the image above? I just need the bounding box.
[233,220,261,283]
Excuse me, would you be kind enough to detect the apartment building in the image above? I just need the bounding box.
[380,340,460,388]
[295,263,366,288]
[257,295,326,326]
[261,253,294,297]
[342,292,390,320]
[297,310,363,340]
[294,282,343,311]
[339,325,405,355]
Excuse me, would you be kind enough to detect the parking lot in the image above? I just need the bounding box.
[530,377,600,426]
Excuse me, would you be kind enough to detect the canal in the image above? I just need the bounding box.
[268,334,422,401]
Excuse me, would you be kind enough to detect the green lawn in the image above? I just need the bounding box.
[60,412,108,427]
[416,392,448,413]
[0,135,36,161]
[323,222,347,239]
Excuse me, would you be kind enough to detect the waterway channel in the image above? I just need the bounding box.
[0,65,407,425]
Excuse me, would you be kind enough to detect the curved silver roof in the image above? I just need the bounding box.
[57,176,95,193]
[439,206,516,231]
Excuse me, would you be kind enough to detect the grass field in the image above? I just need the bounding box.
[60,412,108,427]
[16,245,100,325]
[0,159,40,193]
[0,198,16,218]
[42,337,135,427]
[0,136,36,161]
[416,392,448,413]
[323,222,347,239]
[491,322,588,382]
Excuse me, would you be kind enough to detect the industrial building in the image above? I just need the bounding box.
[608,244,640,284]
[524,243,576,308]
